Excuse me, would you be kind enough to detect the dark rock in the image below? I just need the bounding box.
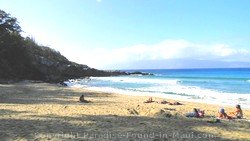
[127,71,153,76]
[59,82,67,86]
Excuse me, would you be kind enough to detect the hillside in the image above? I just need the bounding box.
[0,10,126,83]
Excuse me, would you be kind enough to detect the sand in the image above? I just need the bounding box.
[0,82,250,141]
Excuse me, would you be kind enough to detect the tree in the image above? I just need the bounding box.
[0,10,27,80]
[0,10,22,49]
[0,9,21,37]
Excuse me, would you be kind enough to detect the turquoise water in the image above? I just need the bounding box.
[137,68,250,94]
[65,68,250,108]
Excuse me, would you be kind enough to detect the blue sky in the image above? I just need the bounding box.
[1,0,250,69]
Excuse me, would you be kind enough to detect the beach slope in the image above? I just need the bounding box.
[0,82,249,141]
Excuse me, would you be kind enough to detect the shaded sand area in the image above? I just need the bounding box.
[0,82,250,141]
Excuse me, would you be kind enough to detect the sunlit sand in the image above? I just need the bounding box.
[0,82,249,140]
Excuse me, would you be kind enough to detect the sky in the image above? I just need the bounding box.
[1,0,250,69]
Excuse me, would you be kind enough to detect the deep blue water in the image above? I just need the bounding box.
[125,68,250,94]
[66,68,250,108]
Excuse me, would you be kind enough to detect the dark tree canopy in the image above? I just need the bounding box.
[0,9,21,35]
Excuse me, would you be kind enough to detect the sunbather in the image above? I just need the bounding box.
[79,94,90,103]
[157,99,168,104]
[218,108,232,119]
[185,108,200,118]
[198,109,205,117]
[144,97,153,103]
[168,101,182,105]
[186,108,205,118]
[229,104,243,119]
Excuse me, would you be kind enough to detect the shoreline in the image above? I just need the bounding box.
[69,85,250,110]
[0,82,250,140]
[65,74,250,110]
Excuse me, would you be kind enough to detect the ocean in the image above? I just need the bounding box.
[65,68,250,108]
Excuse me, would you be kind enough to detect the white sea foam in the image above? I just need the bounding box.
[83,85,250,109]
[137,86,250,106]
[66,77,250,109]
[90,76,181,85]
[64,79,87,87]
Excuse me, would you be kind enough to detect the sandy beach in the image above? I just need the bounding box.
[0,82,250,141]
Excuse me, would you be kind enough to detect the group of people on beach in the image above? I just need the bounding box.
[144,97,243,120]
[186,104,243,119]
[80,94,243,120]
[218,104,243,119]
[144,97,182,105]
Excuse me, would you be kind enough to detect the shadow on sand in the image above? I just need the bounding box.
[0,83,249,141]
[1,112,249,141]
[0,82,114,105]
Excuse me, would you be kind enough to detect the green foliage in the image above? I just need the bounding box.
[0,9,82,82]
[0,32,42,80]
[24,37,68,63]
[0,10,57,81]
[0,10,21,38]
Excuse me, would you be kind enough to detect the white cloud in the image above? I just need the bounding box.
[96,0,102,2]
[211,44,235,57]
[59,39,250,69]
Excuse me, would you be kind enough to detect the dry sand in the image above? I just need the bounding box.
[0,82,250,141]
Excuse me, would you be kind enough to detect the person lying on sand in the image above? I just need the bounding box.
[218,108,232,119]
[185,108,204,118]
[144,97,153,103]
[157,99,168,104]
[168,101,182,105]
[198,109,205,117]
[79,94,90,103]
[229,104,243,119]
